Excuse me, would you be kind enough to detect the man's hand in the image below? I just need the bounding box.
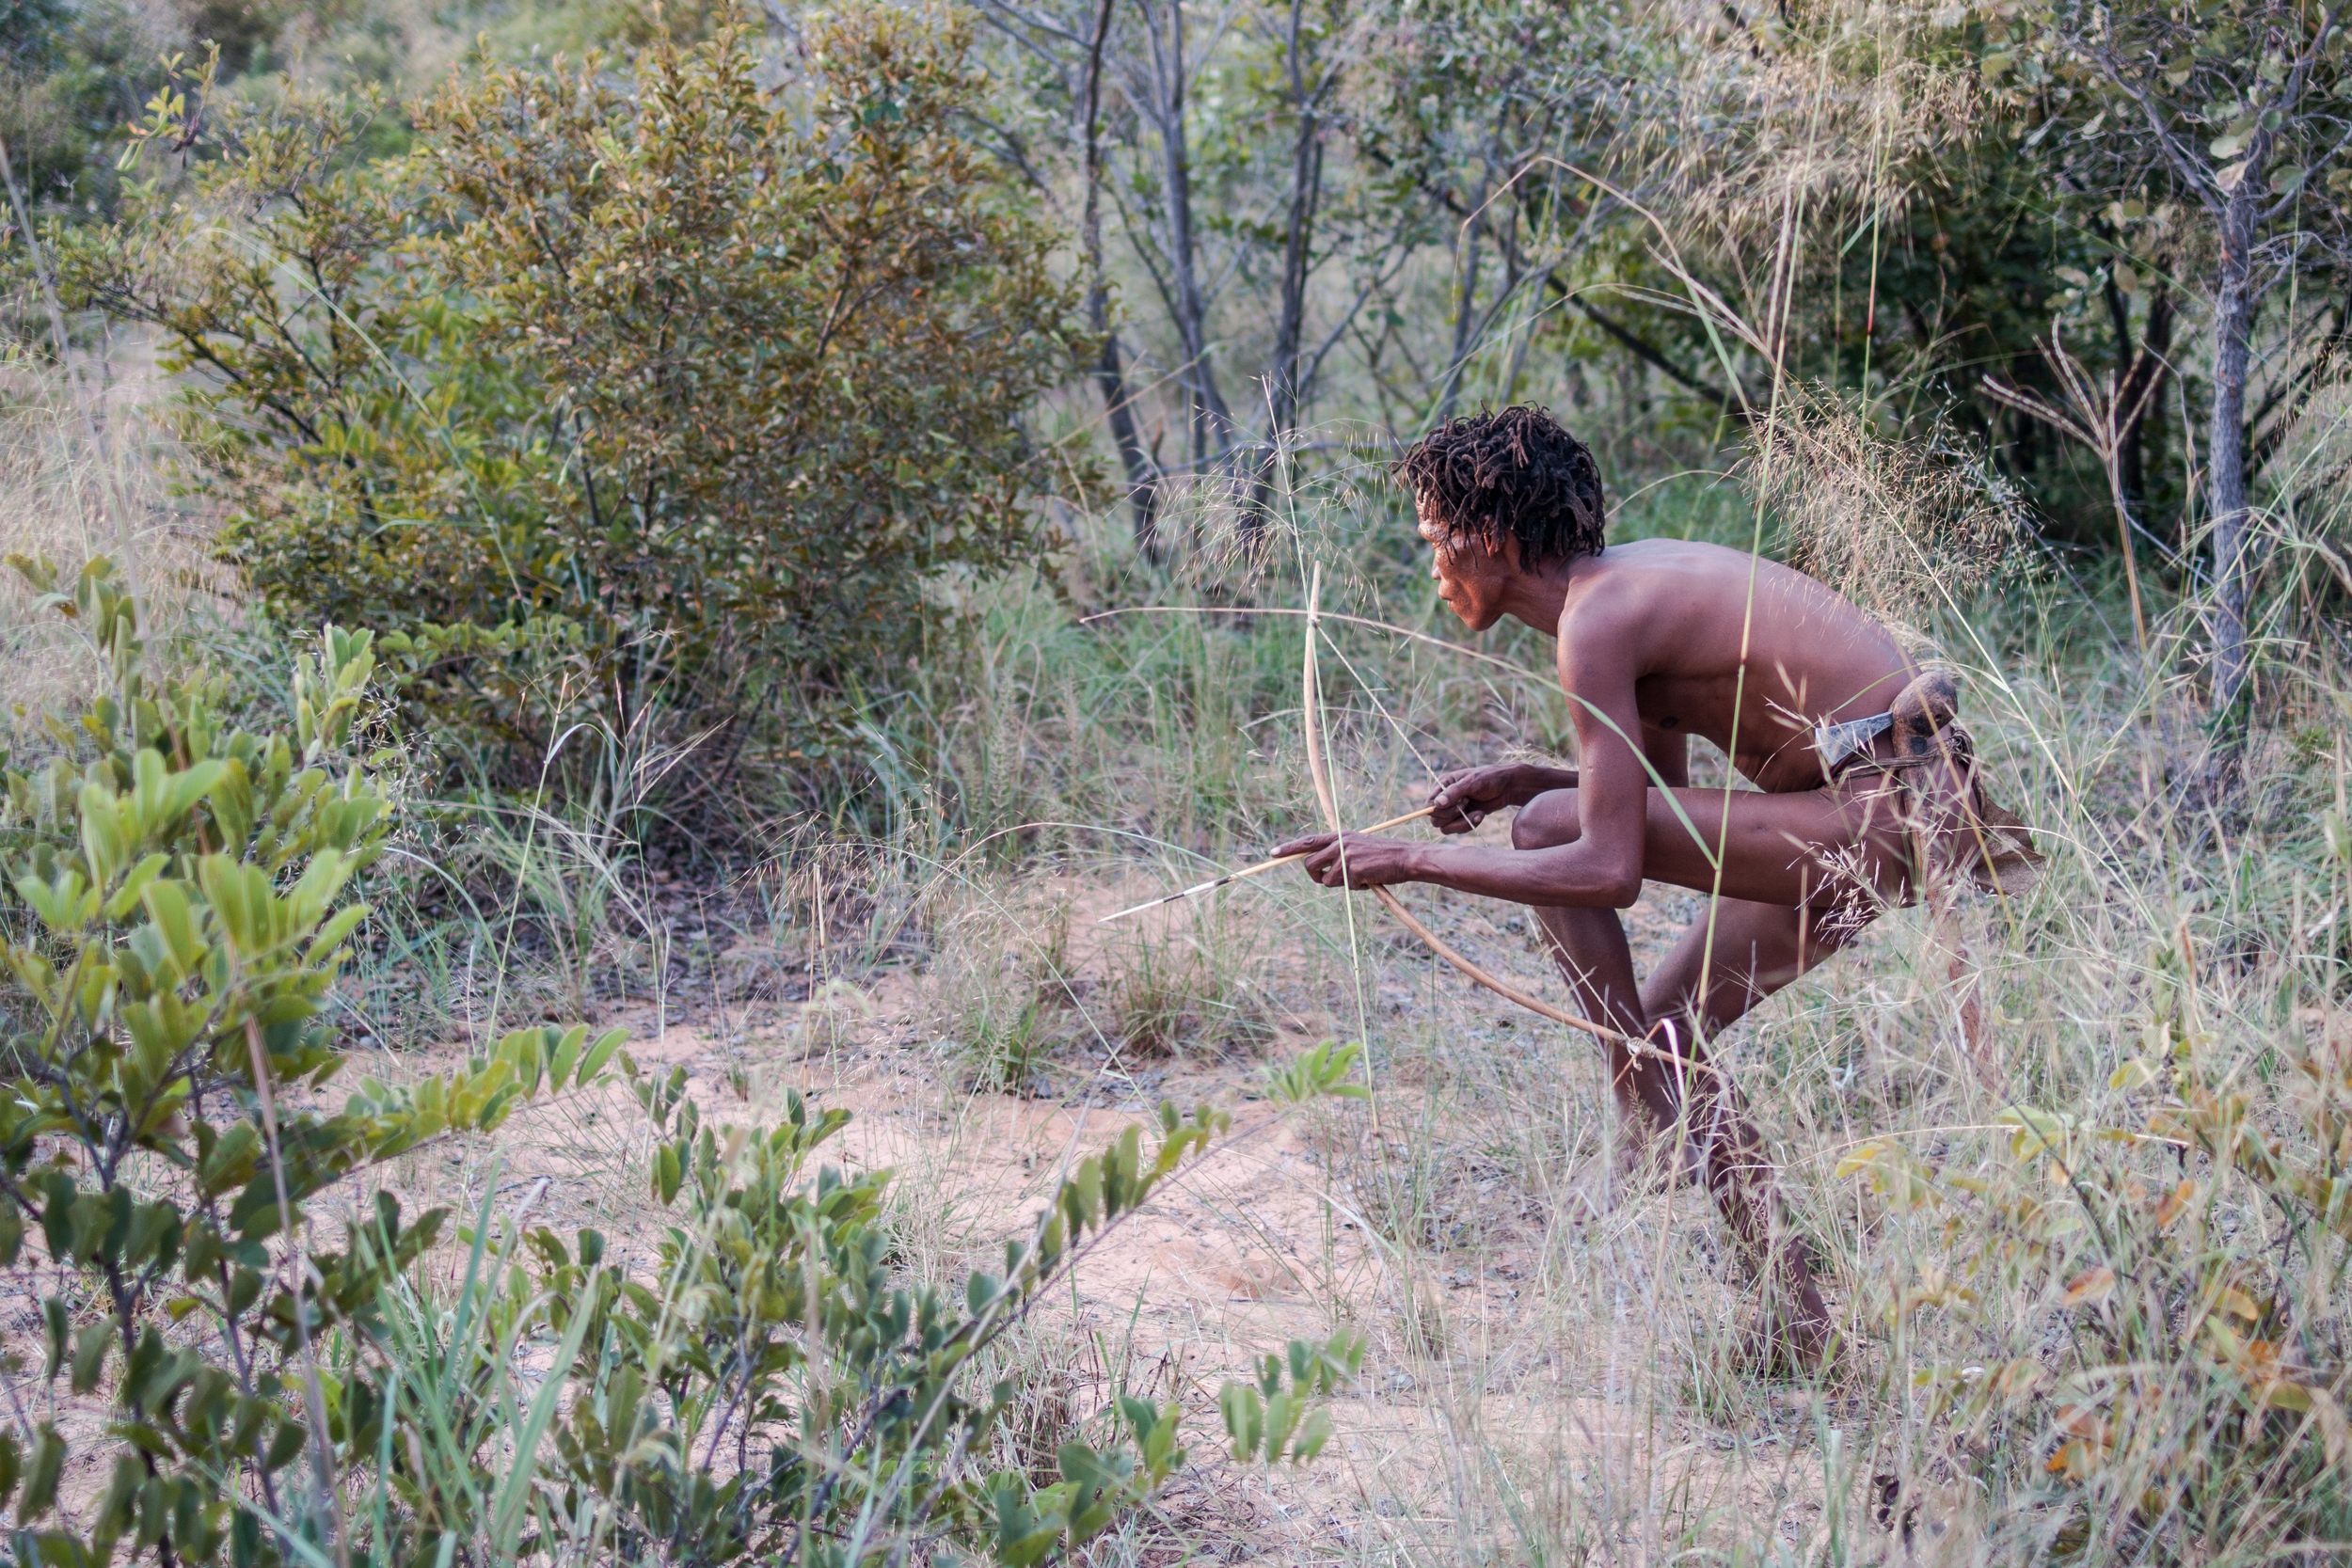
[1427,763,1575,833]
[1269,832,1423,890]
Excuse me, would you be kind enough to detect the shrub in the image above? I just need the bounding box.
[0,557,1362,1566]
[1840,959,2352,1559]
[0,554,628,1562]
[65,4,1091,803]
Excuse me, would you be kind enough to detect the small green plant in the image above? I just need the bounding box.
[937,892,1082,1093]
[1102,917,1274,1060]
[533,1075,1229,1565]
[0,555,627,1565]
[961,993,1061,1093]
[430,1051,1359,1563]
[1263,1038,1371,1104]
[1217,1331,1367,1466]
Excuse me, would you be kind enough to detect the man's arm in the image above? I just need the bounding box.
[1277,601,1656,907]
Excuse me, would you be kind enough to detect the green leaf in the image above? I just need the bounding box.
[549,1024,587,1089]
[1219,1382,1262,1459]
[40,1299,67,1380]
[577,1026,628,1085]
[70,1325,111,1401]
[161,757,228,824]
[654,1143,682,1206]
[20,1425,63,1519]
[101,854,170,922]
[140,879,206,978]
[1293,1407,1333,1464]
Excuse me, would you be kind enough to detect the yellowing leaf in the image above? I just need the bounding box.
[2047,1437,2104,1479]
[2062,1266,2116,1307]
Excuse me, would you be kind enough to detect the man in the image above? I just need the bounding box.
[1273,405,2037,1365]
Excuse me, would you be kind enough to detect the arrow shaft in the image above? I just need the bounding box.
[1099,803,1438,923]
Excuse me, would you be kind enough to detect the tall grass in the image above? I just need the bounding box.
[859,435,2351,1563]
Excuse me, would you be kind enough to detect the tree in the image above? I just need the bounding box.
[2022,0,2352,713]
[973,0,1399,550]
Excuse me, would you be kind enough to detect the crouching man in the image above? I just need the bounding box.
[1274,406,2038,1366]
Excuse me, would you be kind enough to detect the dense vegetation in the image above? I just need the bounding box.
[4,0,2351,1562]
[49,9,1089,801]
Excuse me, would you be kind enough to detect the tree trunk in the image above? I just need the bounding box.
[1433,188,1486,426]
[2208,196,2256,715]
[2118,289,2172,519]
[1146,0,1232,472]
[1094,331,1160,558]
[1245,0,1324,537]
[1265,0,1322,444]
[1081,0,1159,557]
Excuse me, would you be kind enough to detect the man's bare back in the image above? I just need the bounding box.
[1268,408,2027,1367]
[1577,537,1913,793]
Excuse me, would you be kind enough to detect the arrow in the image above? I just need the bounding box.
[1097,803,1441,924]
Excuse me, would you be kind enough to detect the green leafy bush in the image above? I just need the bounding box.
[65,3,1089,800]
[0,558,1359,1565]
[0,554,628,1563]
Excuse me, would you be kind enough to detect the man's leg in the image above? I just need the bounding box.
[1513,787,1890,1134]
[1514,785,1902,1364]
[1640,895,1870,1041]
[1636,898,1868,1363]
[1513,794,1680,1148]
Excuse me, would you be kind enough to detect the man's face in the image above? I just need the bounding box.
[1416,490,1515,630]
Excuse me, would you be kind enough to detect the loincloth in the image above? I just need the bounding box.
[1815,672,2042,897]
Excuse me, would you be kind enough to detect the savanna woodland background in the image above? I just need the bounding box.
[3,0,2352,1560]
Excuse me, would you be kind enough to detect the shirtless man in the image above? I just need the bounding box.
[1273,405,2035,1365]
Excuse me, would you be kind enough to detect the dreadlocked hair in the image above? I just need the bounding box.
[1395,405,1607,567]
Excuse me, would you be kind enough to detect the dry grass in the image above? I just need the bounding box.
[1742,384,2028,631]
[0,341,224,714]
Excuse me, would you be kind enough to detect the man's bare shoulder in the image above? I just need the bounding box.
[1562,540,1872,625]
[1553,539,1891,678]
[1553,539,1761,643]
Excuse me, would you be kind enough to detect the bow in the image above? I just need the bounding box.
[1299,565,1639,1049]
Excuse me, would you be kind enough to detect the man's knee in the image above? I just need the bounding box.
[1512,788,1581,851]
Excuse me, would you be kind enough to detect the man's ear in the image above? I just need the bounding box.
[1495,531,1526,577]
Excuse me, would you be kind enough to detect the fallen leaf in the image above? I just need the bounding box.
[2062,1265,2116,1307]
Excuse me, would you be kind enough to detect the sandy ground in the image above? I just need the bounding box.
[0,853,1923,1563]
[319,859,1902,1565]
